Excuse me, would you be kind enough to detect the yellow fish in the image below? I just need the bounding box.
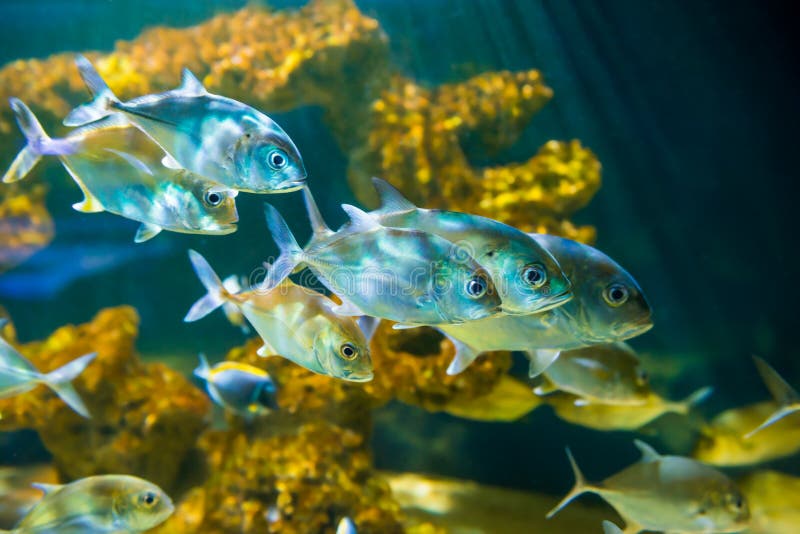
[194,355,277,417]
[693,401,800,467]
[738,470,800,534]
[185,250,373,382]
[548,441,750,533]
[1,474,173,533]
[545,387,711,431]
[745,356,799,438]
[533,343,651,406]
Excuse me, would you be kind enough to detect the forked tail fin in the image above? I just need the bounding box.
[261,204,303,291]
[63,55,121,126]
[40,352,96,418]
[2,98,52,183]
[546,448,594,519]
[184,250,228,322]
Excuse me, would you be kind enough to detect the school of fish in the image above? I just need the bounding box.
[0,55,797,534]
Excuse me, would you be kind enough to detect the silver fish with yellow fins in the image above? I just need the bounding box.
[65,56,306,194]
[0,319,95,418]
[548,440,750,534]
[260,190,502,326]
[3,99,238,243]
[533,342,652,406]
[0,474,173,533]
[359,177,572,315]
[194,354,277,417]
[185,250,373,382]
[745,355,800,438]
[421,233,652,375]
[693,400,800,467]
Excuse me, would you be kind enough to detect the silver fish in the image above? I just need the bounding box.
[185,250,373,382]
[4,475,173,533]
[548,441,750,533]
[336,517,356,534]
[0,319,95,418]
[64,55,306,193]
[194,354,277,417]
[3,99,238,243]
[357,177,572,315]
[426,234,652,375]
[259,191,502,325]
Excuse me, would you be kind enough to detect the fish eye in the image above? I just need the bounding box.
[204,190,224,207]
[139,491,158,508]
[339,343,358,360]
[521,263,547,288]
[465,275,487,298]
[603,284,629,307]
[267,149,288,170]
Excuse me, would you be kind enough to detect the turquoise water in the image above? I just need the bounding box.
[0,1,798,532]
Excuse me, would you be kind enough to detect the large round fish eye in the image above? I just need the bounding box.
[138,491,159,508]
[521,263,547,288]
[339,343,358,361]
[203,190,224,207]
[603,284,629,307]
[267,149,288,170]
[465,275,487,298]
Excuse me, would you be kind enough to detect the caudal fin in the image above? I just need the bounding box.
[185,250,228,322]
[63,55,120,126]
[666,386,713,416]
[41,352,96,418]
[2,98,51,183]
[546,448,593,519]
[261,204,303,291]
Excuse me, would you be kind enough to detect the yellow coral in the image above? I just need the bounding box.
[0,184,53,272]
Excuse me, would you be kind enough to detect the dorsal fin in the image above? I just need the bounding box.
[753,355,800,406]
[633,440,661,462]
[302,186,333,239]
[341,204,380,232]
[177,69,208,96]
[371,177,417,214]
[32,482,64,495]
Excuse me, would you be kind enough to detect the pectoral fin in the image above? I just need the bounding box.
[527,349,560,378]
[134,223,163,243]
[443,332,483,375]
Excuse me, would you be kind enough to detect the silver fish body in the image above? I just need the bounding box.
[435,234,653,375]
[2,99,238,243]
[64,56,306,193]
[194,355,277,416]
[360,178,572,315]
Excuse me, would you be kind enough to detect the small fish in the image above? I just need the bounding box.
[2,474,173,533]
[425,234,652,375]
[65,56,306,193]
[360,177,572,315]
[337,517,356,534]
[745,356,799,438]
[0,319,95,417]
[546,387,712,431]
[442,376,542,422]
[260,190,502,325]
[194,354,277,417]
[3,99,239,243]
[738,470,800,534]
[533,343,651,406]
[548,441,750,533]
[185,250,373,381]
[693,401,800,467]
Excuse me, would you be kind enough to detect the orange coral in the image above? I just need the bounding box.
[0,184,53,273]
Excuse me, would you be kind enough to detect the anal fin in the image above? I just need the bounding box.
[527,349,561,378]
[134,222,163,243]
[443,332,484,375]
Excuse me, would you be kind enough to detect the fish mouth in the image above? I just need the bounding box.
[502,287,573,315]
[272,179,307,193]
[203,223,238,235]
[613,318,654,339]
[344,370,374,382]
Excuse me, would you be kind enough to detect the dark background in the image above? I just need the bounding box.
[0,0,798,493]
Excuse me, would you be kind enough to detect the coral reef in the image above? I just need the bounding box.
[0,184,53,273]
[0,0,600,241]
[0,307,210,493]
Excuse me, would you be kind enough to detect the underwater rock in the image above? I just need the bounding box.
[0,307,210,493]
[152,423,405,534]
[0,184,53,273]
[0,0,600,242]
